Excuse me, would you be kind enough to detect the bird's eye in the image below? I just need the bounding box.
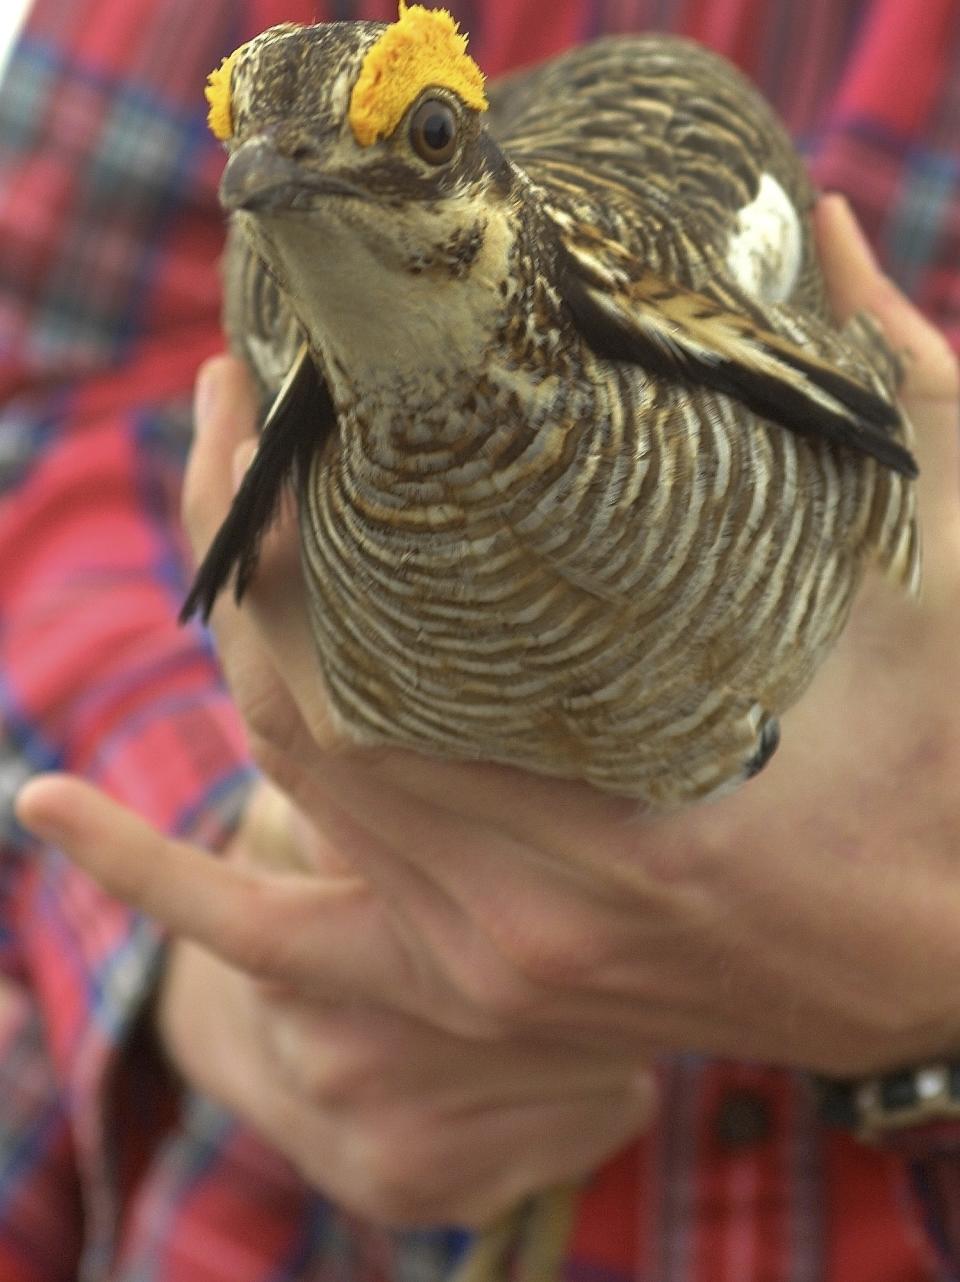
[409,99,458,165]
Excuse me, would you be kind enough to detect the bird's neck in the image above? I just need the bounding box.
[332,212,577,435]
[250,190,583,469]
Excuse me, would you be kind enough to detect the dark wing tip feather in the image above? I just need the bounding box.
[775,343,900,430]
[178,446,288,624]
[714,345,919,479]
[179,348,334,625]
[179,508,246,624]
[760,337,917,477]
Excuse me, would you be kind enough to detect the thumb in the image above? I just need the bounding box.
[815,194,960,587]
[15,774,399,1002]
[815,194,959,407]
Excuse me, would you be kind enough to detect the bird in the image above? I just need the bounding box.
[185,3,918,812]
[183,5,920,1276]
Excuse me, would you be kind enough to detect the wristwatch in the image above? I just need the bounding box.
[816,1064,960,1140]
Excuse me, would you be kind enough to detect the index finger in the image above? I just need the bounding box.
[15,774,399,1003]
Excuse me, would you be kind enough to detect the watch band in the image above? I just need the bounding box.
[816,1064,960,1140]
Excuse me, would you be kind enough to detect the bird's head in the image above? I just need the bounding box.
[206,6,523,386]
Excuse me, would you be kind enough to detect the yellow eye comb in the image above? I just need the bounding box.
[349,0,487,146]
[206,48,240,142]
[205,9,485,147]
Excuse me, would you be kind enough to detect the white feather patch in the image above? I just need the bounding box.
[725,173,802,303]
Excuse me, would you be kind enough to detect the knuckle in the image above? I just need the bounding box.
[305,1044,384,1108]
[218,880,293,979]
[445,906,614,1025]
[451,956,541,1026]
[485,906,608,992]
[353,1120,451,1224]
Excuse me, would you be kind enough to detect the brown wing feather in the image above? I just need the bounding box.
[554,231,917,478]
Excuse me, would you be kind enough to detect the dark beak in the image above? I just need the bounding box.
[220,138,364,213]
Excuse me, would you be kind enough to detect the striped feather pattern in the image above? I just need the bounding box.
[224,30,918,806]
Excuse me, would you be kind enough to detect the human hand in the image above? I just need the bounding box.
[17,190,960,1159]
[144,776,655,1225]
[15,357,660,1226]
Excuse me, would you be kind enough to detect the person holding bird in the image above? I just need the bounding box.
[1,0,959,1279]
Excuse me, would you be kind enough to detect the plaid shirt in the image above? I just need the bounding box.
[0,0,958,1279]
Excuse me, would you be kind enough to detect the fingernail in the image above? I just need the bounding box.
[15,776,67,842]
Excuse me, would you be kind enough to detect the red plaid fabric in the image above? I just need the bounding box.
[0,0,957,1279]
